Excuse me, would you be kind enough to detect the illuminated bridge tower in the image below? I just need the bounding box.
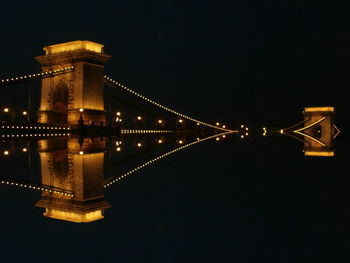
[281,107,340,157]
[36,137,111,223]
[36,40,111,126]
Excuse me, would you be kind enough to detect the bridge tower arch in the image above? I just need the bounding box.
[35,40,111,126]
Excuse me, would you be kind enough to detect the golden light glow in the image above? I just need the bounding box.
[116,112,121,116]
[158,119,163,124]
[304,107,334,112]
[116,147,121,152]
[79,151,84,155]
[3,108,9,113]
[179,140,183,144]
[3,150,9,155]
[158,139,163,144]
[137,142,142,147]
[216,137,220,141]
[280,129,284,134]
[22,111,27,115]
[240,125,244,128]
[22,148,27,152]
[240,135,244,139]
[216,122,220,126]
[43,40,104,55]
[79,108,84,112]
[179,119,183,123]
[137,116,142,120]
[222,125,226,128]
[304,151,335,157]
[222,135,226,138]
[43,208,104,223]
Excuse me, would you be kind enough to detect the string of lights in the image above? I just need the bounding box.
[121,129,173,134]
[0,179,74,197]
[104,76,237,133]
[103,131,234,188]
[1,133,69,139]
[0,66,74,87]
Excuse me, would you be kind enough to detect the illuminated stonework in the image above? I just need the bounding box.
[36,137,110,223]
[36,40,111,126]
[282,106,339,157]
[43,40,104,55]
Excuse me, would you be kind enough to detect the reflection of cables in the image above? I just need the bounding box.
[0,177,73,196]
[104,76,236,132]
[103,131,234,188]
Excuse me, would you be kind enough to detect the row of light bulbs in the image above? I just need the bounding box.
[0,66,74,84]
[121,129,173,134]
[104,76,235,133]
[0,180,74,196]
[104,131,234,188]
[1,125,69,130]
[1,133,69,139]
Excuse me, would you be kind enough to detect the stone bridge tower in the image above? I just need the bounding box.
[36,40,111,126]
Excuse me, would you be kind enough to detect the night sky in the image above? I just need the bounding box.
[1,1,350,262]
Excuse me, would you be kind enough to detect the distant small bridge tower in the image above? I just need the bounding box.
[281,107,340,157]
[36,40,111,126]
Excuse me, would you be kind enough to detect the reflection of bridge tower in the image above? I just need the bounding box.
[35,137,110,223]
[36,40,111,126]
[282,107,340,157]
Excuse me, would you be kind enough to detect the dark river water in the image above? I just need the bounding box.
[0,127,348,263]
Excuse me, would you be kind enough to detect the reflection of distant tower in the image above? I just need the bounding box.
[36,137,110,223]
[282,107,340,157]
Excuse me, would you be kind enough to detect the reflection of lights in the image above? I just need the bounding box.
[22,148,27,152]
[3,150,9,155]
[79,151,84,155]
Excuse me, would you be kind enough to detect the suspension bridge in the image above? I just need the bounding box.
[0,40,239,222]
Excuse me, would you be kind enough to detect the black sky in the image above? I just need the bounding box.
[1,0,349,127]
[1,1,350,262]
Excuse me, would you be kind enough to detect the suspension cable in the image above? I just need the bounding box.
[104,76,237,133]
[103,131,234,188]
